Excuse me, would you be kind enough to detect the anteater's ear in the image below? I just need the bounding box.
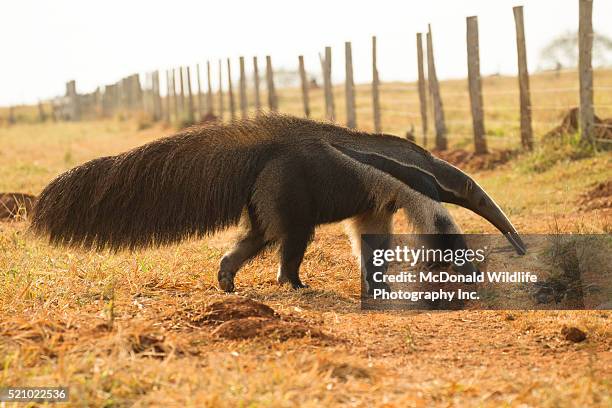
[329,143,526,255]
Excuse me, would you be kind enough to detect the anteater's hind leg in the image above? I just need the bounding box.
[276,227,314,289]
[249,158,316,290]
[218,210,267,293]
[345,209,394,295]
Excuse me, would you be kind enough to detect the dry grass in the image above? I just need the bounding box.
[0,72,611,407]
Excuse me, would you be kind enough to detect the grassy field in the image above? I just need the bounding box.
[0,72,611,407]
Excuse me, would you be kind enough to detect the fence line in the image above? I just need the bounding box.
[8,1,606,153]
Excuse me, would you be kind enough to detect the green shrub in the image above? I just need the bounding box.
[520,132,595,173]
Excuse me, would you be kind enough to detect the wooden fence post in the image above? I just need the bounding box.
[94,87,100,117]
[96,87,103,117]
[102,84,111,118]
[179,67,186,119]
[466,16,487,154]
[143,73,151,116]
[513,6,533,150]
[372,36,381,132]
[321,46,335,121]
[416,33,428,147]
[148,73,153,119]
[152,71,162,121]
[38,101,46,122]
[266,56,278,111]
[427,25,447,150]
[164,70,171,122]
[66,80,81,121]
[148,73,155,116]
[218,59,224,120]
[8,106,15,124]
[172,69,179,120]
[126,75,135,112]
[196,64,204,119]
[344,43,356,128]
[113,81,121,115]
[150,73,156,117]
[298,55,311,118]
[206,61,214,115]
[122,76,130,112]
[579,0,594,144]
[253,57,261,111]
[186,66,195,123]
[133,74,143,111]
[227,58,236,119]
[239,56,248,118]
[119,77,127,112]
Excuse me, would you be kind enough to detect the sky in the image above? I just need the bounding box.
[1,0,611,106]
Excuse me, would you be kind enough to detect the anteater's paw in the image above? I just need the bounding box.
[291,279,310,290]
[217,268,234,293]
[276,274,290,284]
[366,281,391,296]
[277,269,309,289]
[218,277,235,293]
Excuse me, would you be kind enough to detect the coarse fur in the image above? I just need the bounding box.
[32,114,524,292]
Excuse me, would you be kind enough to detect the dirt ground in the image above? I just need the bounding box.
[579,180,612,212]
[0,118,610,407]
[431,148,516,171]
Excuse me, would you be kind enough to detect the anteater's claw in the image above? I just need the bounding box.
[218,278,235,293]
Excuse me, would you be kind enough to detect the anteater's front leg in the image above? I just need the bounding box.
[276,227,314,289]
[404,197,478,275]
[345,209,394,295]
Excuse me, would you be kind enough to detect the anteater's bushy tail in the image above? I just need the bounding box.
[31,124,269,250]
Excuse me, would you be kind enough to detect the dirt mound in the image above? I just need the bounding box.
[129,332,169,358]
[175,297,327,342]
[544,107,612,141]
[190,297,278,326]
[578,180,612,211]
[212,316,324,341]
[0,193,36,220]
[432,149,516,171]
[561,326,587,343]
[318,361,371,381]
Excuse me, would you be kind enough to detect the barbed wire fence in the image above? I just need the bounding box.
[3,0,609,151]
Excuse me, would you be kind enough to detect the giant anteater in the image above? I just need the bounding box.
[32,114,525,293]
